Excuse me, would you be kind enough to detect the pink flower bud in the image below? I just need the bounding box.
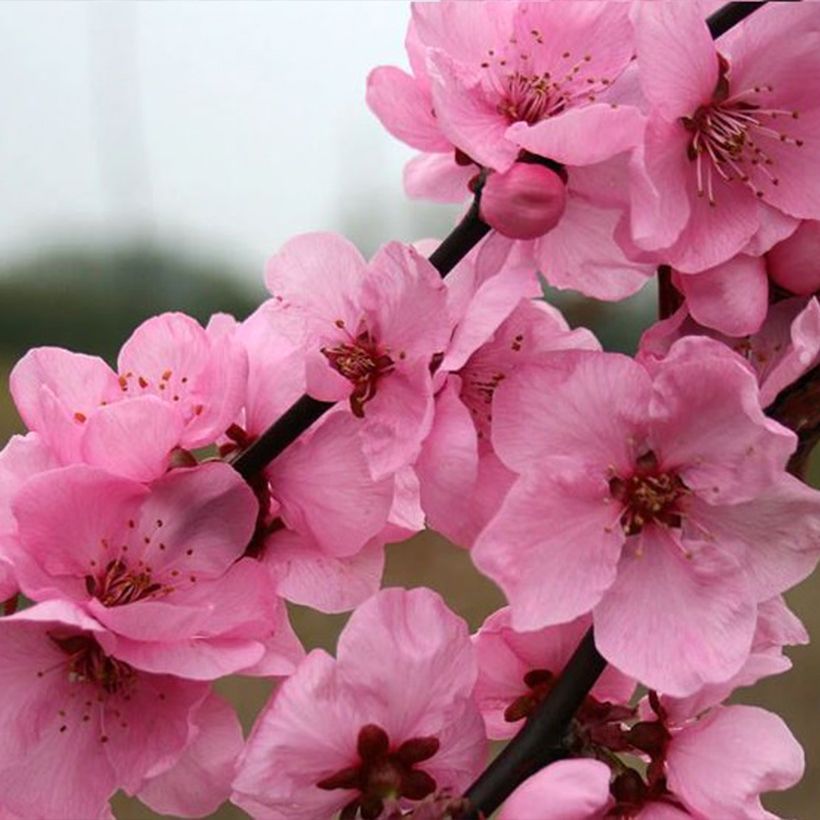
[767,220,820,296]
[480,163,567,240]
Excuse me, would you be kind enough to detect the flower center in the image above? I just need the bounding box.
[682,55,803,205]
[609,451,686,536]
[322,330,395,418]
[317,724,440,820]
[85,558,164,607]
[51,634,136,696]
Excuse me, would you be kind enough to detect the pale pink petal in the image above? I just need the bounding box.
[667,705,804,819]
[237,301,307,433]
[360,365,436,479]
[537,192,654,300]
[415,380,479,548]
[367,66,450,152]
[473,467,624,630]
[264,232,367,331]
[336,587,477,741]
[404,151,475,203]
[677,255,769,336]
[10,347,119,433]
[232,650,370,820]
[650,341,796,502]
[428,49,519,172]
[633,0,718,120]
[137,693,244,818]
[742,204,799,257]
[662,173,761,274]
[767,220,820,296]
[269,413,393,557]
[81,396,185,481]
[136,462,257,580]
[510,104,645,167]
[491,352,651,476]
[759,297,820,406]
[266,529,385,613]
[12,465,145,602]
[628,117,692,252]
[365,241,451,357]
[687,474,820,601]
[0,432,58,536]
[500,759,611,820]
[594,531,756,697]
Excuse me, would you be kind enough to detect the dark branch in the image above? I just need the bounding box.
[707,2,769,38]
[462,629,606,818]
[230,394,336,479]
[428,200,491,276]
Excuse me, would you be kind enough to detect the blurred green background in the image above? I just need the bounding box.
[0,242,816,819]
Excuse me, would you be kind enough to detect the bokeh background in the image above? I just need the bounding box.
[1,3,816,818]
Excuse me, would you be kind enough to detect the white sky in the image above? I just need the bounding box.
[0,1,457,281]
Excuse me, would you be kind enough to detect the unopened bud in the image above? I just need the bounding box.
[767,220,820,296]
[480,163,567,240]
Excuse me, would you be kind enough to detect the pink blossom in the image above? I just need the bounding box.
[232,588,486,820]
[629,1,820,272]
[473,607,634,740]
[639,297,820,407]
[417,296,598,548]
[9,312,247,480]
[229,304,400,612]
[265,233,451,478]
[10,461,302,679]
[474,340,820,694]
[0,600,225,819]
[369,2,653,300]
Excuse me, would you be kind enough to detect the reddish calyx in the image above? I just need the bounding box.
[317,723,440,820]
[85,559,164,607]
[323,331,395,418]
[609,451,687,536]
[52,633,136,696]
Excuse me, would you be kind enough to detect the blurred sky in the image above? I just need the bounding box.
[0,1,456,281]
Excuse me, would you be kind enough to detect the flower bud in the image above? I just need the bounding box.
[767,220,820,295]
[480,163,567,240]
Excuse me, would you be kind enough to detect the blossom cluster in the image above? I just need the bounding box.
[0,1,819,818]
